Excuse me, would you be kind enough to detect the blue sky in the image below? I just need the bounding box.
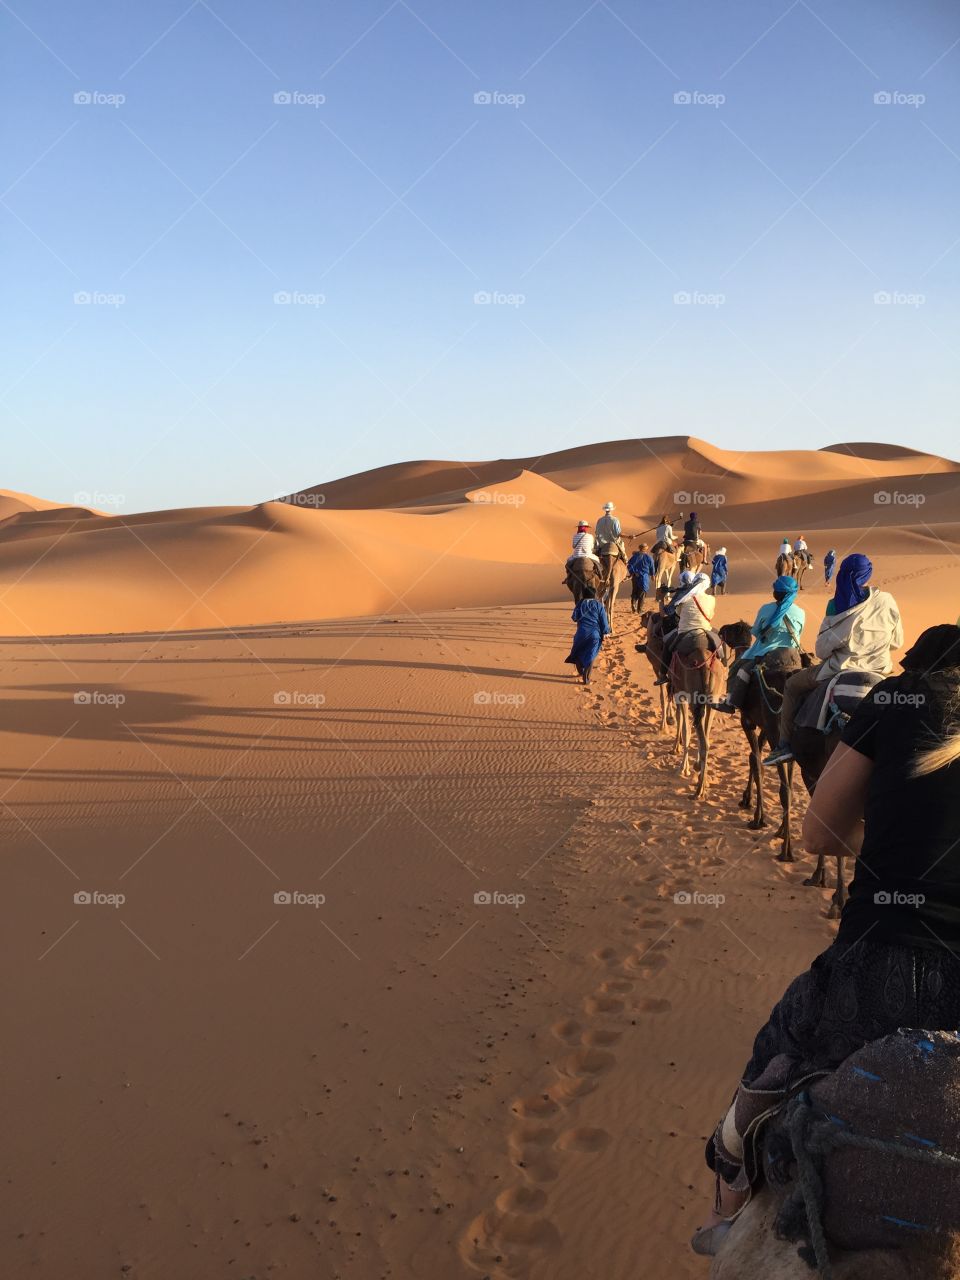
[3,0,959,511]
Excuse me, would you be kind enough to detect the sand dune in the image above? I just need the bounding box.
[1,438,956,638]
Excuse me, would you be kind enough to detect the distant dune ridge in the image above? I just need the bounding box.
[1,438,957,636]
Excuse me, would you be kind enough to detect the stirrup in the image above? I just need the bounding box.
[763,746,794,766]
[690,1222,732,1257]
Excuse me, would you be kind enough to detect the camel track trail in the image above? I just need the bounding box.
[458,615,838,1280]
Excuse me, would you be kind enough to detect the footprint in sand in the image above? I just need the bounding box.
[678,915,706,930]
[590,946,620,967]
[555,1127,612,1153]
[551,1018,582,1043]
[511,1094,561,1119]
[625,950,668,975]
[583,993,623,1015]
[581,1028,621,1047]
[460,1205,561,1274]
[560,1048,616,1077]
[636,996,672,1014]
[599,978,633,994]
[508,1126,560,1183]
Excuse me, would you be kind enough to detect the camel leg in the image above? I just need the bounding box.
[673,696,685,756]
[693,706,711,799]
[828,856,846,919]
[677,698,691,773]
[775,760,795,862]
[804,853,828,888]
[743,724,768,828]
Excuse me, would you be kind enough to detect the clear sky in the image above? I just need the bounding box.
[3,0,959,511]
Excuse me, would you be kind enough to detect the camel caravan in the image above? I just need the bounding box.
[561,509,960,1278]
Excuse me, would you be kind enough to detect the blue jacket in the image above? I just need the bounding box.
[627,551,655,592]
[742,601,806,660]
[710,553,728,585]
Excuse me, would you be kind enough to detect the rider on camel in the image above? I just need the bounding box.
[762,553,903,766]
[778,536,792,559]
[566,520,600,568]
[793,534,810,567]
[595,502,627,566]
[683,510,702,547]
[708,575,804,713]
[654,571,718,683]
[693,622,960,1258]
[656,514,676,550]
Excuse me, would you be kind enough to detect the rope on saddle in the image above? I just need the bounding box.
[755,662,786,715]
[782,1092,960,1279]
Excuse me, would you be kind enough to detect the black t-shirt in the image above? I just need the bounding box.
[837,671,960,954]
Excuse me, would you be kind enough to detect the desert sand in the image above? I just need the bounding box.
[2,438,957,1279]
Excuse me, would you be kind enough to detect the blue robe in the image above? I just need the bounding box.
[824,550,837,584]
[565,599,611,668]
[711,553,728,586]
[627,551,655,593]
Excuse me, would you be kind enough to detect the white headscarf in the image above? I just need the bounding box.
[716,546,727,556]
[686,572,711,598]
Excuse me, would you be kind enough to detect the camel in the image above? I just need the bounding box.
[716,629,801,864]
[776,551,795,578]
[599,552,629,633]
[563,556,602,605]
[710,1186,960,1280]
[671,633,728,799]
[680,540,711,573]
[653,542,679,599]
[639,611,677,734]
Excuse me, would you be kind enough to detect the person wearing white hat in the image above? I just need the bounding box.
[595,502,626,571]
[566,520,600,567]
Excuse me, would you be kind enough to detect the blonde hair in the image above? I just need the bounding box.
[911,681,960,778]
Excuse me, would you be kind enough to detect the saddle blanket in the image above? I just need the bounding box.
[795,669,885,732]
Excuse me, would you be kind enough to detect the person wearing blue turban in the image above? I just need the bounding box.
[823,547,837,586]
[710,576,805,713]
[764,553,903,765]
